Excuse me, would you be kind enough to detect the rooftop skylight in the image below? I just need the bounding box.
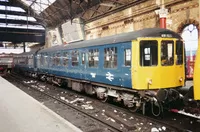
[20,0,56,14]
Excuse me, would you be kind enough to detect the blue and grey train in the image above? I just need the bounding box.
[13,28,185,115]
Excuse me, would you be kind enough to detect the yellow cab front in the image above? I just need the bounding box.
[131,37,185,90]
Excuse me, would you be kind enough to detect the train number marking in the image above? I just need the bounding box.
[106,72,114,81]
[90,73,96,78]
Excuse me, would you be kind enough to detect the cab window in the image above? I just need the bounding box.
[161,41,174,66]
[140,40,158,66]
[176,40,183,65]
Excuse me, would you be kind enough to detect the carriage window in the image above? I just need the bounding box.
[40,54,44,66]
[88,49,99,67]
[176,41,183,65]
[52,53,56,66]
[140,40,158,66]
[25,56,28,65]
[50,54,53,66]
[63,52,69,66]
[55,53,61,66]
[82,53,85,65]
[44,53,48,66]
[28,55,33,65]
[72,51,79,66]
[124,49,131,66]
[104,47,117,68]
[37,54,40,66]
[161,41,174,66]
[14,57,18,64]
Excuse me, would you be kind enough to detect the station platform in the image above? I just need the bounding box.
[0,76,82,132]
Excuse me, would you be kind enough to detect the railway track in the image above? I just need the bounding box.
[5,73,123,132]
[4,72,198,132]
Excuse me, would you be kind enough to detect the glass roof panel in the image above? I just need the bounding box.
[21,0,56,14]
[0,5,25,12]
[0,23,45,30]
[0,14,37,21]
[0,0,8,2]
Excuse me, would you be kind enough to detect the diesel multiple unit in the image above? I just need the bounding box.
[13,28,185,115]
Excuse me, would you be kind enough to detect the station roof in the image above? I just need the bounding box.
[0,0,156,44]
[12,0,148,28]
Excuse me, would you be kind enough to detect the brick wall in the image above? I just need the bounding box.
[85,0,199,40]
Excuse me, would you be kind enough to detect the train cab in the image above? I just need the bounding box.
[131,35,185,103]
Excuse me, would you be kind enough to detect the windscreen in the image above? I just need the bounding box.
[161,41,174,66]
[140,40,158,66]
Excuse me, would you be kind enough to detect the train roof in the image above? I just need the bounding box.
[15,49,38,56]
[39,28,182,53]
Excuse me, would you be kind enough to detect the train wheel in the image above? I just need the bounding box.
[99,96,108,102]
[101,97,108,102]
[96,92,108,102]
[128,105,140,113]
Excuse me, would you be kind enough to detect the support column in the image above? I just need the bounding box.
[23,42,26,52]
[155,0,168,28]
[159,17,166,28]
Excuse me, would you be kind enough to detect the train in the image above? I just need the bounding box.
[0,53,14,75]
[13,28,187,116]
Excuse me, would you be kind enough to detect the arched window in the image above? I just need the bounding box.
[181,24,198,56]
[181,24,198,77]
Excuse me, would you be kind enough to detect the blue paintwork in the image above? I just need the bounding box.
[14,53,36,73]
[15,41,132,89]
[14,28,183,89]
[36,41,132,88]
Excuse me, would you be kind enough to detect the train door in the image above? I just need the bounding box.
[121,43,132,88]
[175,40,185,85]
[80,50,86,80]
[132,39,160,89]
